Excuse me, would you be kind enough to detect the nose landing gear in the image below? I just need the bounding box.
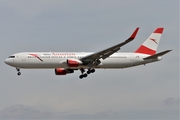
[16,67,21,76]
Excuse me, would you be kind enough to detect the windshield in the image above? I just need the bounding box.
[8,56,15,58]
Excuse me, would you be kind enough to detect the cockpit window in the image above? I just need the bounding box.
[8,56,15,58]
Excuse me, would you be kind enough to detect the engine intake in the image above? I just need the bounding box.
[67,59,82,67]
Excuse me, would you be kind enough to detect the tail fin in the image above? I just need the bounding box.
[135,28,164,55]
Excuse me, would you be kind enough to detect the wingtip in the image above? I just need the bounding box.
[129,27,139,39]
[167,49,172,52]
[153,28,164,34]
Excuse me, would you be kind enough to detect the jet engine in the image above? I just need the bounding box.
[67,59,82,67]
[55,68,74,75]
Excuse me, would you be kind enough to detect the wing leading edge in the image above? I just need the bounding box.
[80,27,139,66]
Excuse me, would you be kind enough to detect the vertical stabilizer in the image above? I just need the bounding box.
[135,28,164,55]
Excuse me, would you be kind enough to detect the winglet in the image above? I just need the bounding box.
[129,27,139,40]
[153,28,163,34]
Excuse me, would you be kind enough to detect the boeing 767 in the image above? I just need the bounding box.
[5,27,171,79]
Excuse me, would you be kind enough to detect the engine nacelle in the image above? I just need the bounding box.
[67,59,82,67]
[55,68,74,75]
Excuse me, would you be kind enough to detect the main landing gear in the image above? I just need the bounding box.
[16,67,21,76]
[79,68,95,79]
[87,69,95,74]
[79,68,87,79]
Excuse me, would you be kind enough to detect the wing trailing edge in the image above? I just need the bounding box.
[81,27,139,63]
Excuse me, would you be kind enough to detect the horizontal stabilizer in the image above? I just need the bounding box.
[143,50,172,60]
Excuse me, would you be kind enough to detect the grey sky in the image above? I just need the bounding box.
[0,0,179,119]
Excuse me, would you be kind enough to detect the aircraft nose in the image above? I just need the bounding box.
[4,59,10,65]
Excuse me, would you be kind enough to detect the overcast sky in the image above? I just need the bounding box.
[0,0,179,119]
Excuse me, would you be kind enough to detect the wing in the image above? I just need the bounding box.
[80,27,139,66]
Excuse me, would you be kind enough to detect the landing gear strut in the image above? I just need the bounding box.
[79,68,88,79]
[79,68,95,79]
[16,67,21,76]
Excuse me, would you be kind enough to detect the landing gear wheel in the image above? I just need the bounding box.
[17,72,21,76]
[87,69,95,74]
[87,70,91,74]
[91,69,95,73]
[83,74,88,78]
[79,74,88,79]
[79,75,84,79]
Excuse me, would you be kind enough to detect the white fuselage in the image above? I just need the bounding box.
[5,52,161,69]
[4,28,169,78]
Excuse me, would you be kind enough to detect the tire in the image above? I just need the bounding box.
[79,75,83,79]
[83,74,87,77]
[17,72,21,76]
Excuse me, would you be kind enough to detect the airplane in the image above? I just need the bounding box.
[5,27,171,79]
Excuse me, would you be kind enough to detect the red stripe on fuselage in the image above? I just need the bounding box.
[135,45,156,55]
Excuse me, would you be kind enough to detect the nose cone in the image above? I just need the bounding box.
[4,58,11,65]
[5,59,8,64]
